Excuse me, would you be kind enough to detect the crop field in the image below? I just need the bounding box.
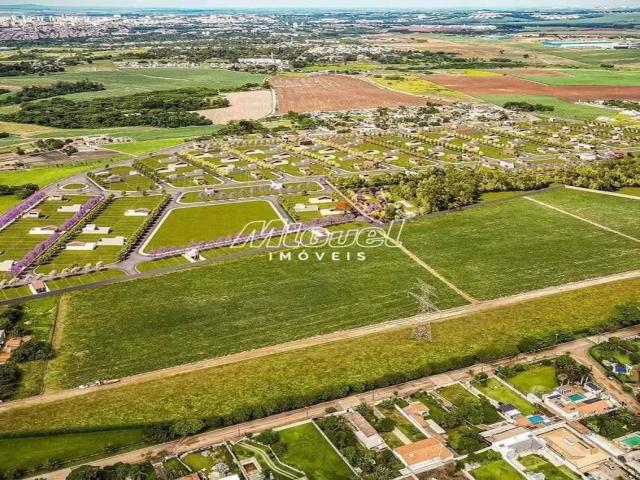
[398,194,640,299]
[523,69,640,87]
[533,188,640,239]
[0,428,146,475]
[479,94,619,121]
[277,422,354,480]
[370,74,463,99]
[271,74,429,113]
[0,67,266,100]
[426,73,640,102]
[0,195,92,264]
[142,200,284,253]
[44,243,465,389]
[4,276,638,435]
[40,196,166,270]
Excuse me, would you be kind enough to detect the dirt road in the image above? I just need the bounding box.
[4,267,640,414]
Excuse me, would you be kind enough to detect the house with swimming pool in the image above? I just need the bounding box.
[542,383,618,421]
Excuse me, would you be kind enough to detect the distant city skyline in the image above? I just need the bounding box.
[0,0,639,10]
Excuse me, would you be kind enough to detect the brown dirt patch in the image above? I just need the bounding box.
[196,90,273,124]
[427,74,640,101]
[271,74,429,113]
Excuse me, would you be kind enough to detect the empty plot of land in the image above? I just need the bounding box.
[271,74,429,113]
[399,195,640,300]
[196,90,273,124]
[427,73,640,101]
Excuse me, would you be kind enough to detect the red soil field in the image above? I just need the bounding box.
[272,74,429,113]
[427,74,640,101]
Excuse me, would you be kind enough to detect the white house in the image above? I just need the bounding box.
[23,208,43,219]
[183,248,203,263]
[82,224,112,234]
[294,203,318,213]
[309,196,335,204]
[97,236,126,246]
[0,260,14,272]
[57,204,82,213]
[28,225,58,235]
[320,208,345,216]
[66,241,97,251]
[124,208,151,217]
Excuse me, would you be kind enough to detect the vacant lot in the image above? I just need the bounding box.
[427,73,640,101]
[277,422,354,480]
[4,277,639,435]
[399,196,640,299]
[143,200,283,253]
[507,364,558,396]
[197,90,273,123]
[271,75,428,113]
[472,378,536,415]
[45,244,465,389]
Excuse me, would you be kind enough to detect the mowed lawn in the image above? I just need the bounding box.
[5,277,639,435]
[143,200,284,252]
[45,244,465,389]
[277,423,355,480]
[399,195,640,300]
[0,163,106,188]
[533,188,640,239]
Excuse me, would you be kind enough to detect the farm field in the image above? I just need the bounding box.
[3,276,638,435]
[478,94,618,121]
[398,194,640,300]
[196,90,273,123]
[142,200,283,252]
[426,73,640,102]
[271,74,429,113]
[44,243,465,389]
[0,428,146,476]
[0,67,266,100]
[533,188,640,239]
[370,74,463,99]
[276,422,355,480]
[523,68,640,87]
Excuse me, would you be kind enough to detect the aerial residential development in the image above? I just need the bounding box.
[0,3,639,480]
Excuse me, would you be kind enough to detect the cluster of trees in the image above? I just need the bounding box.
[142,418,205,444]
[585,409,640,440]
[603,99,640,111]
[503,101,554,112]
[66,462,154,480]
[1,88,228,128]
[253,429,288,456]
[0,182,38,200]
[557,158,640,191]
[0,80,105,105]
[0,61,64,77]
[317,415,401,480]
[31,138,77,156]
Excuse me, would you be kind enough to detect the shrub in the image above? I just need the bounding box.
[11,340,55,362]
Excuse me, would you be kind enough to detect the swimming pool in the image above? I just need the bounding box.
[528,415,546,424]
[568,393,585,402]
[622,434,640,448]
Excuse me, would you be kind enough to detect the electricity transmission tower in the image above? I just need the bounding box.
[409,280,439,342]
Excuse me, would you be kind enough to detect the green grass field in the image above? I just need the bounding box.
[534,188,640,239]
[0,163,107,188]
[0,67,265,100]
[507,364,558,395]
[524,69,640,87]
[34,125,222,142]
[143,200,284,252]
[105,138,186,156]
[0,194,21,215]
[277,423,354,480]
[520,454,579,480]
[45,244,465,389]
[399,195,640,299]
[472,377,536,415]
[3,277,638,435]
[472,457,523,480]
[479,94,619,121]
[0,428,146,475]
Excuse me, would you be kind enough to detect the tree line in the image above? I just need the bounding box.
[0,80,105,105]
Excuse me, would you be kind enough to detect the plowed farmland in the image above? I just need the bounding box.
[271,74,429,112]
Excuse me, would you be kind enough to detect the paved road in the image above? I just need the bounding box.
[4,266,640,413]
[33,324,640,480]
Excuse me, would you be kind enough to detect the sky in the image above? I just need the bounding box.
[1,0,639,10]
